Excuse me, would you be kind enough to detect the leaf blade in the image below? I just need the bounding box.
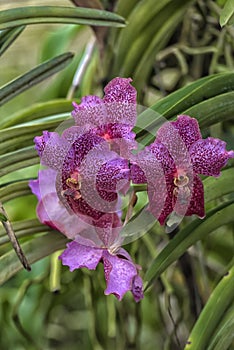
[144,200,234,289]
[0,232,68,285]
[0,52,74,106]
[0,6,125,30]
[220,0,234,27]
[185,265,234,350]
[0,26,25,56]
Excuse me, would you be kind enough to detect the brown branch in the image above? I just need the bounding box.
[70,0,108,55]
[0,202,31,271]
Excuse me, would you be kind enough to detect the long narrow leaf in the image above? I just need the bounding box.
[206,303,234,350]
[0,180,32,203]
[0,219,50,243]
[0,52,74,106]
[0,99,74,128]
[0,147,38,177]
[0,6,125,30]
[185,265,234,350]
[0,232,68,285]
[0,114,71,154]
[144,200,234,289]
[0,26,25,56]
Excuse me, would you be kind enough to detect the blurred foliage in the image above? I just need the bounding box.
[0,0,234,349]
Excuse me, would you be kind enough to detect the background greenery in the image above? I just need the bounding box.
[0,0,234,349]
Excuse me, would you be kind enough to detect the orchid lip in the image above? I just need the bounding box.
[174,174,189,187]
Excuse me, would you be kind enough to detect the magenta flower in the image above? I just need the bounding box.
[29,172,144,301]
[29,169,90,239]
[30,77,144,302]
[59,214,143,302]
[34,77,137,221]
[34,129,130,222]
[71,77,137,157]
[131,115,234,225]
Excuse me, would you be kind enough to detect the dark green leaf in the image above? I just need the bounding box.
[0,52,74,106]
[144,200,234,289]
[0,180,32,203]
[0,6,125,30]
[0,232,68,285]
[0,147,38,178]
[185,265,234,350]
[0,26,25,56]
[0,212,7,222]
[0,99,74,128]
[220,0,234,26]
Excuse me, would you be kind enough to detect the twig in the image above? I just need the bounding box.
[0,202,31,271]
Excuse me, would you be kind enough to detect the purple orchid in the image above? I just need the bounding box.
[34,127,130,223]
[131,115,234,225]
[29,172,143,301]
[59,213,143,302]
[29,169,90,239]
[30,77,144,302]
[71,77,137,157]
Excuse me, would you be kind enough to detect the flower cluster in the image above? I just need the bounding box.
[30,77,234,302]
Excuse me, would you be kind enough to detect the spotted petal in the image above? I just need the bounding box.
[103,77,137,127]
[190,137,234,177]
[185,174,205,218]
[59,241,103,271]
[34,131,71,170]
[103,250,141,301]
[132,275,144,302]
[150,175,175,225]
[72,95,106,127]
[155,120,193,172]
[171,115,202,149]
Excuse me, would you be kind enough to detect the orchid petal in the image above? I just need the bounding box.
[103,250,139,300]
[185,175,205,218]
[35,131,71,170]
[171,115,202,149]
[103,77,137,127]
[190,137,234,177]
[132,275,144,302]
[59,241,103,271]
[72,95,106,127]
[156,121,193,172]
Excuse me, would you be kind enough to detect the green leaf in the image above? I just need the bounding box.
[0,52,74,106]
[0,219,50,243]
[0,114,72,154]
[0,26,25,56]
[112,0,173,75]
[0,180,32,203]
[206,303,234,350]
[220,0,234,27]
[184,91,234,128]
[0,232,68,285]
[0,213,7,222]
[133,0,192,93]
[144,200,234,289]
[204,167,234,203]
[136,73,234,145]
[0,147,38,178]
[0,6,125,30]
[149,72,234,118]
[185,265,234,350]
[0,99,74,129]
